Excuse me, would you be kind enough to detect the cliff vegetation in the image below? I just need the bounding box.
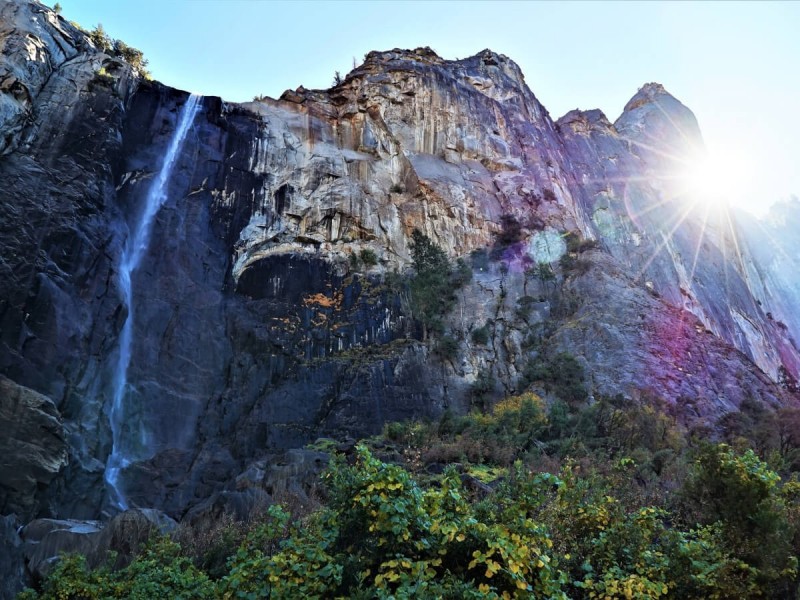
[20,390,800,599]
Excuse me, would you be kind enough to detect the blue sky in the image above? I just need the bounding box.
[56,1,800,213]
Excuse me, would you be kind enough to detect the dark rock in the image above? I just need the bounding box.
[94,508,177,568]
[0,376,67,518]
[22,518,103,580]
[183,488,273,530]
[0,515,28,599]
[21,508,176,580]
[0,0,799,533]
[459,474,493,499]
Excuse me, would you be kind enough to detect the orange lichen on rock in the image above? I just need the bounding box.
[302,291,343,310]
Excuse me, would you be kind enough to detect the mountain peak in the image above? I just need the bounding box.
[622,82,671,111]
[614,81,702,158]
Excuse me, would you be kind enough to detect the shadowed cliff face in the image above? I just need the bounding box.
[0,1,798,524]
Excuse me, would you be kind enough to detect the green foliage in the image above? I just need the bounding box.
[522,352,588,404]
[452,257,473,288]
[408,229,462,340]
[21,537,216,599]
[470,369,497,410]
[564,231,582,254]
[359,248,378,267]
[515,295,537,320]
[86,24,150,78]
[319,446,569,598]
[88,23,112,53]
[222,505,341,599]
[493,214,524,252]
[471,324,490,346]
[25,390,800,599]
[434,334,459,361]
[93,66,114,86]
[679,443,799,593]
[469,248,490,271]
[533,261,556,286]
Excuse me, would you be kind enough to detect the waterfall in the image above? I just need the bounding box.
[105,94,201,510]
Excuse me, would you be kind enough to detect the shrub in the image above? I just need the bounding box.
[495,213,523,247]
[469,248,490,271]
[471,325,490,345]
[359,248,378,267]
[87,24,150,78]
[20,537,217,600]
[522,352,588,404]
[434,335,459,361]
[470,370,497,409]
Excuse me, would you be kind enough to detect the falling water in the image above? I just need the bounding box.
[105,94,201,510]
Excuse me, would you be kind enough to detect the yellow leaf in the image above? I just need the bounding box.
[456,533,466,542]
[516,579,528,590]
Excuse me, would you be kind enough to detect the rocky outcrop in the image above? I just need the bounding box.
[21,508,176,580]
[0,376,67,518]
[0,0,798,558]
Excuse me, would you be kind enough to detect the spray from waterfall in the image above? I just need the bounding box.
[105,94,201,510]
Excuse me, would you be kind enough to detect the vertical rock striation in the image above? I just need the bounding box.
[0,1,798,532]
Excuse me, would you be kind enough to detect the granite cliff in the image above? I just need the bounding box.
[1,0,799,593]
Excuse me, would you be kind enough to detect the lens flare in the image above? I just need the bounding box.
[676,146,754,210]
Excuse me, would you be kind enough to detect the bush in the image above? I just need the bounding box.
[359,248,378,267]
[87,24,150,78]
[469,248,490,271]
[20,537,217,599]
[522,352,588,404]
[471,325,490,345]
[434,335,459,361]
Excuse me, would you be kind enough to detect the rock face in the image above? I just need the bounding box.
[0,0,799,547]
[0,376,67,518]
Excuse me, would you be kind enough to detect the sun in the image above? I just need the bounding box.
[675,145,754,212]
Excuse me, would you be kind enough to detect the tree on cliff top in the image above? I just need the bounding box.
[86,23,150,79]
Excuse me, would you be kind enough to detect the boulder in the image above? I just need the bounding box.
[21,518,103,580]
[21,508,177,579]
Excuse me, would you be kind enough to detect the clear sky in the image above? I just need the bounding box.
[55,0,800,214]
